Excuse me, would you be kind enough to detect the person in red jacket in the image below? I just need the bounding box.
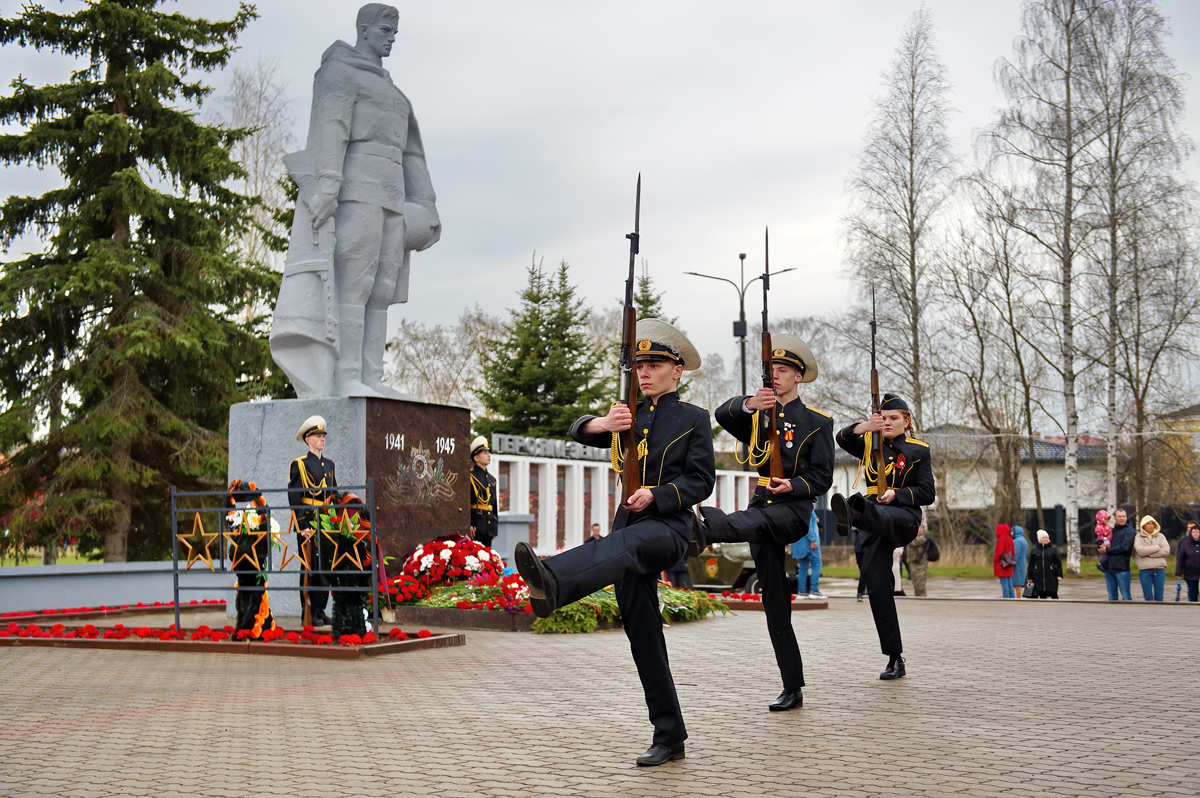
[994,523,1016,598]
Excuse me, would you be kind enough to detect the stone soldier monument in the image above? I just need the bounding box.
[228,5,472,617]
[270,2,441,399]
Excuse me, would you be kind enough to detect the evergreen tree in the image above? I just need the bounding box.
[632,258,676,323]
[477,258,605,439]
[0,1,279,562]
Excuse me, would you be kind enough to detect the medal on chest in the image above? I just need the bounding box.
[783,422,794,449]
[895,453,906,472]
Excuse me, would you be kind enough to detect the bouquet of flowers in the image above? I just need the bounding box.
[400,538,504,586]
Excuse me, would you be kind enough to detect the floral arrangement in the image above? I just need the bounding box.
[419,571,530,613]
[1,621,432,647]
[401,537,504,585]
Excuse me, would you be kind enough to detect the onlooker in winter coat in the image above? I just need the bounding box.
[1027,529,1062,599]
[1176,522,1200,603]
[1011,525,1029,598]
[904,526,931,597]
[1133,515,1170,602]
[791,511,824,598]
[994,523,1015,599]
[1100,508,1135,601]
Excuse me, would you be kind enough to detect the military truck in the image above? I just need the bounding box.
[686,542,801,594]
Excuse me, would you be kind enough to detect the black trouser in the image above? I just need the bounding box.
[542,511,689,746]
[300,531,329,618]
[476,534,495,549]
[856,550,867,596]
[858,503,921,658]
[703,499,810,691]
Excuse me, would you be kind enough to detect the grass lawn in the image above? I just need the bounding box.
[0,548,100,566]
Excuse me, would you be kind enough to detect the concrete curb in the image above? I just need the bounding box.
[0,631,466,659]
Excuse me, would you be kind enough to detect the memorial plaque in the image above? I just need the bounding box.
[364,398,470,569]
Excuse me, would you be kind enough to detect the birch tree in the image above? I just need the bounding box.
[843,7,956,427]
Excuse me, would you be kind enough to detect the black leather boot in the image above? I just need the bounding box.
[831,493,852,537]
[514,542,558,618]
[636,742,685,766]
[880,656,906,680]
[768,689,803,711]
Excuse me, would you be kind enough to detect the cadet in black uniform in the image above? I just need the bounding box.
[515,319,715,767]
[831,394,935,680]
[695,334,833,711]
[288,415,337,627]
[468,436,499,548]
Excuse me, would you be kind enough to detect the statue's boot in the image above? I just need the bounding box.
[336,304,386,398]
[362,305,416,401]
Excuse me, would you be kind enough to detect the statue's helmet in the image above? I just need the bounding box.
[404,201,438,251]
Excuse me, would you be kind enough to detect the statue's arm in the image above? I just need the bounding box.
[304,63,356,225]
[404,114,439,217]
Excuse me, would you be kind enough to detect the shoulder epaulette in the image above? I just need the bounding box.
[905,437,929,448]
[679,400,709,412]
[806,405,832,418]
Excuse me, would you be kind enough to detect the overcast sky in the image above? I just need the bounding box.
[3,0,1199,380]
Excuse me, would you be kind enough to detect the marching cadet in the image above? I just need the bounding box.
[694,334,834,711]
[514,319,715,767]
[831,394,935,680]
[288,415,338,627]
[468,436,499,548]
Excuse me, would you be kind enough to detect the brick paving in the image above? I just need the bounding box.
[2,599,1198,797]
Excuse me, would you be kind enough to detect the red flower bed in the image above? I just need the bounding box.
[716,591,762,602]
[1,621,428,647]
[1,599,225,621]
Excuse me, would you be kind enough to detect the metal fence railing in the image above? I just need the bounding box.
[169,480,379,634]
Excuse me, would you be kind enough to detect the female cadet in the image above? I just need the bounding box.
[830,394,935,680]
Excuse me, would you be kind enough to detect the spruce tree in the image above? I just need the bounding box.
[0,1,279,561]
[633,258,675,323]
[477,258,605,439]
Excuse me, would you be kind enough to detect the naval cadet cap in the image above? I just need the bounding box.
[470,436,490,456]
[296,415,328,442]
[880,393,909,412]
[769,333,818,383]
[634,318,702,371]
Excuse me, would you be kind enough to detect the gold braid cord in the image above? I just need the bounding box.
[734,409,772,468]
[854,430,895,495]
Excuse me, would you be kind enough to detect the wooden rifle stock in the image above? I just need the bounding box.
[870,368,886,496]
[617,175,642,504]
[619,304,641,502]
[762,330,784,480]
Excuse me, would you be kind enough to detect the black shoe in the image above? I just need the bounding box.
[831,493,851,536]
[687,511,707,558]
[880,656,906,680]
[635,742,685,766]
[768,689,803,711]
[311,611,330,627]
[514,542,557,618]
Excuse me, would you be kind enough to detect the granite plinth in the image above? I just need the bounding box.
[228,397,470,616]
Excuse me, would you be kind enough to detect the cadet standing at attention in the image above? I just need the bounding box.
[288,415,337,627]
[831,394,935,680]
[468,436,498,548]
[514,319,715,767]
[693,334,833,711]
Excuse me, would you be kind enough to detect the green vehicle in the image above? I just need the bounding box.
[686,542,800,595]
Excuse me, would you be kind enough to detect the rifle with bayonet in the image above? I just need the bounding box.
[869,289,886,496]
[760,227,784,481]
[616,175,643,504]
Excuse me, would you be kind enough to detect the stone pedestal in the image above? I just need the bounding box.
[228,397,470,616]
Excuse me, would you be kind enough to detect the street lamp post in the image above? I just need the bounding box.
[685,255,797,471]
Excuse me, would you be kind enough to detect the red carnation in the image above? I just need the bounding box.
[417,629,431,639]
[285,631,300,643]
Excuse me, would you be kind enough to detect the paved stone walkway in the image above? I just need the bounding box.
[2,599,1197,797]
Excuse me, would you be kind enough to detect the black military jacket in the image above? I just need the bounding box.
[570,391,715,534]
[835,425,936,508]
[288,451,338,531]
[715,396,834,508]
[469,465,499,539]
